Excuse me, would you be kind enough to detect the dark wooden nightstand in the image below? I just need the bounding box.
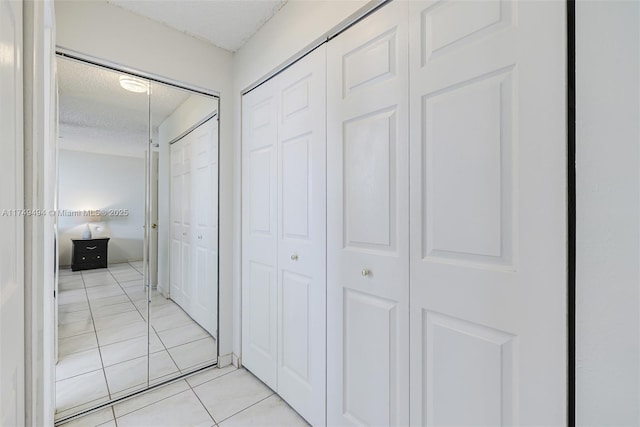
[71,238,110,271]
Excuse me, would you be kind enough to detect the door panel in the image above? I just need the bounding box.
[409,0,566,424]
[191,118,219,338]
[343,108,397,251]
[342,289,398,426]
[280,270,311,380]
[248,261,275,356]
[422,311,515,426]
[182,139,193,306]
[276,46,326,427]
[423,68,513,266]
[327,2,409,426]
[242,80,278,389]
[169,143,183,301]
[280,135,310,239]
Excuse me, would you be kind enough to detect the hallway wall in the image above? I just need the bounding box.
[57,149,145,266]
[576,0,640,424]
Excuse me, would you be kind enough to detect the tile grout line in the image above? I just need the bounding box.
[105,265,147,328]
[66,302,211,367]
[55,264,150,421]
[111,405,118,427]
[103,265,151,396]
[151,322,177,372]
[106,263,201,391]
[183,368,253,427]
[108,263,187,383]
[82,270,116,403]
[113,367,238,423]
[54,271,112,419]
[84,264,147,402]
[214,391,276,426]
[55,366,105,383]
[187,382,218,426]
[112,383,190,421]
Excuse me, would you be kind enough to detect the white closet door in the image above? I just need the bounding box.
[276,46,326,427]
[242,79,279,389]
[171,135,194,310]
[327,2,410,426]
[170,141,185,304]
[191,118,219,338]
[181,137,193,308]
[408,1,567,425]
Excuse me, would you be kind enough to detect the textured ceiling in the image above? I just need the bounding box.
[58,57,216,158]
[107,0,287,52]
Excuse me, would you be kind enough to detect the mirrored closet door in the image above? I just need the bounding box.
[55,56,219,422]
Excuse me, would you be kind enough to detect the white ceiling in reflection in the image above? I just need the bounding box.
[57,57,215,158]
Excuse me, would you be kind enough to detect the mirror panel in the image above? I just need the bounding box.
[56,57,151,419]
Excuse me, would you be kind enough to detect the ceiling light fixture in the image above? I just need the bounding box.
[119,75,148,93]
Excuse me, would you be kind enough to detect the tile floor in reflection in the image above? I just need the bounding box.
[56,262,217,420]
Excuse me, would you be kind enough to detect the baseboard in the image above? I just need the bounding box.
[232,353,241,368]
[217,353,233,367]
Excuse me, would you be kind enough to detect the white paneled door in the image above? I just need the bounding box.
[170,136,191,310]
[242,77,279,389]
[170,117,219,338]
[191,118,219,337]
[408,0,567,425]
[242,46,326,426]
[276,46,326,427]
[327,2,410,426]
[0,1,24,426]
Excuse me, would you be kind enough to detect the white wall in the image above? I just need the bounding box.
[157,95,218,295]
[58,150,145,266]
[0,2,24,425]
[576,1,640,424]
[55,0,236,360]
[231,0,367,363]
[159,95,218,143]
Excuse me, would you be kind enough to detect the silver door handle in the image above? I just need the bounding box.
[86,246,97,250]
[290,254,298,261]
[361,269,371,277]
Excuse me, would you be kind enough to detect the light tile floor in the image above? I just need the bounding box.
[56,262,217,420]
[59,366,309,427]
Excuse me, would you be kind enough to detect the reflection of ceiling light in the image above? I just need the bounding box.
[119,75,148,93]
